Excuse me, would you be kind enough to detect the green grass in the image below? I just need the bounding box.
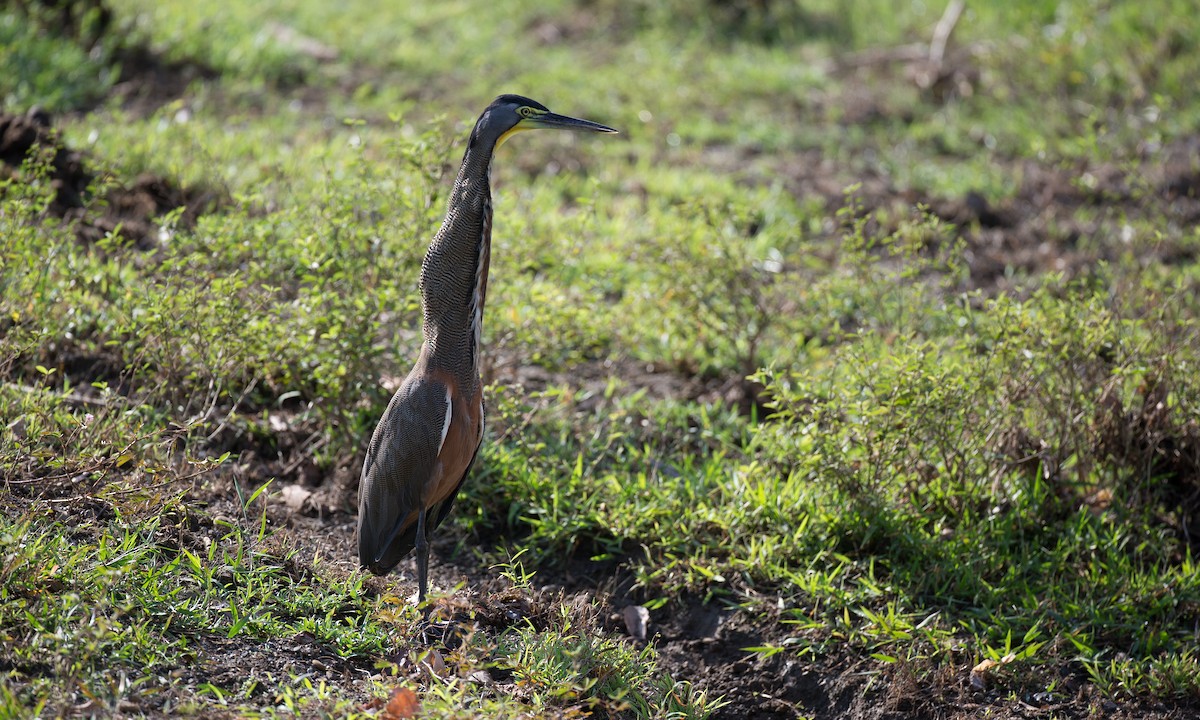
[0,506,716,717]
[0,11,118,111]
[3,0,1200,716]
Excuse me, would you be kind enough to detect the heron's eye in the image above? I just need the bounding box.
[518,107,533,118]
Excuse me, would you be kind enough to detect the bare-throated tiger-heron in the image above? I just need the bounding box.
[357,95,617,610]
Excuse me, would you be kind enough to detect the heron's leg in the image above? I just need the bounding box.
[415,507,429,618]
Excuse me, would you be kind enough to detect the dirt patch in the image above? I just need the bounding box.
[760,121,1200,295]
[913,153,1200,292]
[18,0,217,115]
[108,44,220,117]
[1,108,90,214]
[0,108,223,249]
[1160,136,1200,204]
[855,156,1194,293]
[649,601,843,719]
[622,593,1200,720]
[486,352,770,422]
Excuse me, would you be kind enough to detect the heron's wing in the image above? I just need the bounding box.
[429,426,482,534]
[357,376,449,575]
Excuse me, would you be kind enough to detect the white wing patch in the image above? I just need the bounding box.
[437,386,453,455]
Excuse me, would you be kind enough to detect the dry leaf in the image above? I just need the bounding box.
[1085,487,1113,513]
[281,484,312,512]
[969,659,996,690]
[7,417,27,440]
[623,604,650,641]
[970,653,1017,691]
[415,648,445,677]
[380,685,420,720]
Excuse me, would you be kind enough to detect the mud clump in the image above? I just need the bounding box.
[0,108,222,249]
[0,108,90,214]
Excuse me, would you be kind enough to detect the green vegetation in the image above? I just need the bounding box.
[2,0,1199,717]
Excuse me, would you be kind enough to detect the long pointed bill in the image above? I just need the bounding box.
[529,111,619,134]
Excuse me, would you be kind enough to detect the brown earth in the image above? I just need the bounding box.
[0,109,221,250]
[757,133,1200,297]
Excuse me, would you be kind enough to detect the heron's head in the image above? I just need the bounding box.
[471,94,618,150]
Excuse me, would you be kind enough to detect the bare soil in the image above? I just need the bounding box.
[0,108,222,249]
[767,134,1200,296]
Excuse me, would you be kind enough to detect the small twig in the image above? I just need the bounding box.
[280,431,329,478]
[195,375,225,430]
[3,381,114,407]
[205,377,260,442]
[491,394,552,446]
[929,0,966,69]
[5,475,46,486]
[827,0,972,75]
[104,462,226,496]
[33,434,146,483]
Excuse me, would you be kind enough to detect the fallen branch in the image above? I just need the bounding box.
[929,0,966,69]
[4,381,114,408]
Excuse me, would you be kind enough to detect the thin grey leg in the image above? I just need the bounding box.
[415,507,429,617]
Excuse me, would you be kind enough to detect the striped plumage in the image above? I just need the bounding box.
[356,95,616,612]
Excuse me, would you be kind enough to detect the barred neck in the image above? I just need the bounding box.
[419,140,495,386]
